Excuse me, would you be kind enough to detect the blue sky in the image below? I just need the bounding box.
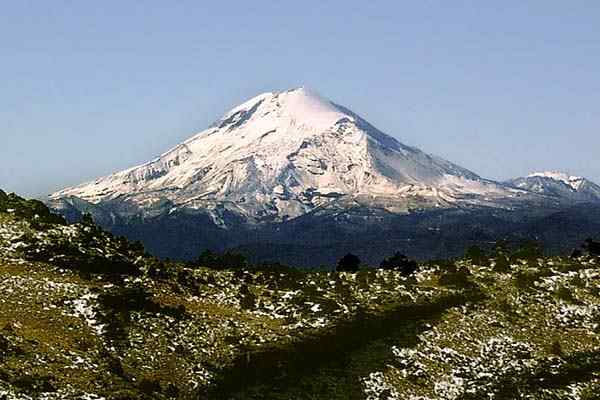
[1,1,599,197]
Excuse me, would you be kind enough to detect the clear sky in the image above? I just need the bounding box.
[1,1,599,198]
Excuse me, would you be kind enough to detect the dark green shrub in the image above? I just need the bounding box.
[439,266,472,288]
[465,245,487,265]
[337,253,360,272]
[583,238,600,256]
[379,252,418,276]
[493,256,511,273]
[555,286,578,304]
[240,284,257,310]
[195,250,248,270]
[139,377,162,395]
[105,354,125,377]
[12,375,56,394]
[549,340,563,357]
[511,241,543,263]
[513,270,540,290]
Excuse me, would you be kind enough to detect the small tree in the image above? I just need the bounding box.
[196,249,220,268]
[583,238,600,256]
[465,245,486,265]
[493,255,511,273]
[337,253,361,272]
[80,213,95,226]
[379,252,418,276]
[195,250,248,270]
[220,251,248,269]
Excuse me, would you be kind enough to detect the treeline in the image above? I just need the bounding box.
[191,249,419,274]
[191,237,600,275]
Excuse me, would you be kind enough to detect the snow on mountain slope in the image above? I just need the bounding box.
[527,171,585,190]
[508,171,600,203]
[51,88,519,224]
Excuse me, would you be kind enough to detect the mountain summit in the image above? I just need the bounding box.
[51,88,515,225]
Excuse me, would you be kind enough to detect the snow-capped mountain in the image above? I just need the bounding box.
[50,88,520,225]
[47,88,600,263]
[508,171,600,203]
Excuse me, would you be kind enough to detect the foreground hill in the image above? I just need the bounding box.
[1,189,600,399]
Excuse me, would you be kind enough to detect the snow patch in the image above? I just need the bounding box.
[528,171,585,190]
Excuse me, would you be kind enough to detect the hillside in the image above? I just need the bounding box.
[1,189,600,399]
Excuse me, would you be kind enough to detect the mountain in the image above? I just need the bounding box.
[50,88,522,225]
[48,88,600,264]
[508,171,600,203]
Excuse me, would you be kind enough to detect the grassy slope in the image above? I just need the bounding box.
[0,194,599,400]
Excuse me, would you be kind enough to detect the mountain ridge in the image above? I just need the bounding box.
[507,171,600,203]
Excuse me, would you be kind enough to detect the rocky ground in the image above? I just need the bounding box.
[0,190,599,399]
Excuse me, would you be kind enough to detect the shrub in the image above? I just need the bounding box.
[239,284,257,310]
[492,256,511,273]
[465,245,487,265]
[337,253,360,272]
[12,375,56,394]
[439,265,472,288]
[513,270,540,290]
[195,250,248,270]
[583,238,600,256]
[139,377,162,395]
[511,241,543,263]
[549,340,563,357]
[555,285,578,304]
[80,212,96,227]
[379,252,418,276]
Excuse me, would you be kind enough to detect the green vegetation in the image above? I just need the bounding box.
[337,253,361,272]
[0,189,65,226]
[0,191,598,399]
[379,252,418,275]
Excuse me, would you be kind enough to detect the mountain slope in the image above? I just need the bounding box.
[50,88,518,226]
[508,171,600,203]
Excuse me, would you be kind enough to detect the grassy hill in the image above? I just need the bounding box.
[0,189,599,399]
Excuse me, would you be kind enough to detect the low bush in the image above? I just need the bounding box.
[337,253,361,272]
[379,252,418,276]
